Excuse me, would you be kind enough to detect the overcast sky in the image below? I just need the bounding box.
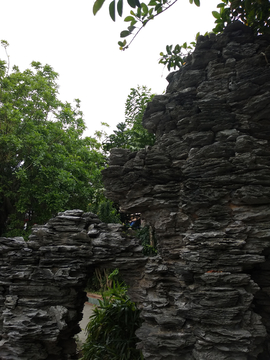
[0,0,219,137]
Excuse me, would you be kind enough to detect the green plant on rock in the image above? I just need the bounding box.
[136,225,157,256]
[86,268,122,294]
[89,199,121,224]
[159,38,199,71]
[81,281,143,360]
[159,0,270,71]
[97,200,121,223]
[212,0,270,35]
[103,86,155,152]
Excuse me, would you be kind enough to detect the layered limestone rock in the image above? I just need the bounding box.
[1,22,270,360]
[102,22,270,359]
[0,210,146,360]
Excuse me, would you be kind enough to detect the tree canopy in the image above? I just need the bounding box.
[103,85,155,152]
[0,42,105,236]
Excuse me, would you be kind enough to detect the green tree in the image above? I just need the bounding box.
[103,85,155,152]
[212,0,270,34]
[89,199,121,223]
[0,42,105,236]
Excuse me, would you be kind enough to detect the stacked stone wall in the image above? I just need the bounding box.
[1,21,270,360]
[0,210,145,359]
[103,22,270,359]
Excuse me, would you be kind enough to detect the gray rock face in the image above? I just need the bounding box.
[0,211,146,359]
[1,22,270,360]
[102,23,270,359]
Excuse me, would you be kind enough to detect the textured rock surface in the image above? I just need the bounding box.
[103,23,270,359]
[0,210,146,359]
[1,22,270,360]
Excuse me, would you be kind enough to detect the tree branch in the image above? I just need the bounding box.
[123,0,178,50]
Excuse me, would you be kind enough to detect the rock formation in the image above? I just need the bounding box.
[103,22,270,359]
[1,22,270,360]
[0,210,146,359]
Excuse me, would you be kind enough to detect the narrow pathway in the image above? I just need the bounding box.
[78,302,95,343]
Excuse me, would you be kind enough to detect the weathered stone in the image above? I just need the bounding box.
[102,21,270,360]
[2,22,270,360]
[0,210,146,359]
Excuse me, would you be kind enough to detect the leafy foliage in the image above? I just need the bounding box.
[89,199,121,223]
[93,0,270,70]
[0,43,105,236]
[159,1,270,71]
[103,85,155,152]
[136,225,157,256]
[212,0,270,34]
[86,268,122,294]
[93,0,200,50]
[159,40,197,71]
[81,281,143,360]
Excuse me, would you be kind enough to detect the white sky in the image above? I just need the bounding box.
[0,0,219,138]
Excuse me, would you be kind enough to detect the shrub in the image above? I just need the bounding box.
[81,281,143,360]
[137,226,157,257]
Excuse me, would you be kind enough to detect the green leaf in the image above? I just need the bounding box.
[120,30,131,37]
[93,0,106,15]
[118,39,127,49]
[131,19,137,26]
[166,44,172,55]
[128,25,136,32]
[0,40,9,48]
[124,15,135,21]
[134,0,141,7]
[109,0,116,20]
[117,0,123,16]
[189,0,193,3]
[127,0,136,8]
[212,10,221,19]
[155,3,162,12]
[194,0,200,6]
[141,2,148,15]
[174,44,181,53]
